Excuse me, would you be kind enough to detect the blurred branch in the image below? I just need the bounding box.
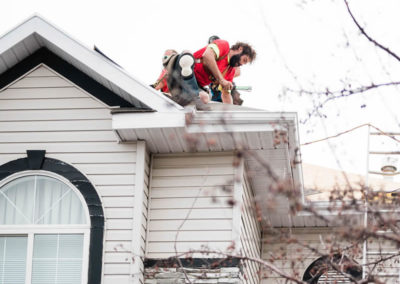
[173,249,306,284]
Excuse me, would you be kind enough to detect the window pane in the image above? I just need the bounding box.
[32,234,83,284]
[0,175,87,225]
[32,235,58,258]
[35,176,85,224]
[58,235,84,258]
[0,236,27,284]
[0,176,35,224]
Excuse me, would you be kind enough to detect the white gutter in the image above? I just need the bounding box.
[290,113,305,205]
[112,110,298,132]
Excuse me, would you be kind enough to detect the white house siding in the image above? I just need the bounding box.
[261,228,358,283]
[146,152,235,258]
[240,175,261,284]
[142,151,150,260]
[131,144,150,284]
[0,65,139,284]
[366,234,400,283]
[261,228,400,283]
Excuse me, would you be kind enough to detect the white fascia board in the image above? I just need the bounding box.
[289,113,305,204]
[192,111,298,124]
[186,123,279,133]
[112,112,186,130]
[0,15,180,112]
[188,111,297,133]
[0,17,39,54]
[113,110,299,134]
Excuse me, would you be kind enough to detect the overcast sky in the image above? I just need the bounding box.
[1,0,400,180]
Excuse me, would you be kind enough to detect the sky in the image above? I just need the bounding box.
[1,0,400,181]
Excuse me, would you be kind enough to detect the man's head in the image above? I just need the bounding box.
[208,35,220,44]
[229,42,256,68]
[162,49,178,66]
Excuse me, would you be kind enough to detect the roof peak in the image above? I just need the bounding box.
[0,15,181,112]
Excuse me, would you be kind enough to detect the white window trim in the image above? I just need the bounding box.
[0,171,91,284]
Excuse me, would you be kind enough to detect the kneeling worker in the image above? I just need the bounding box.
[165,39,256,107]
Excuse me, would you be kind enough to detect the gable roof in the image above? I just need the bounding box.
[0,16,305,228]
[0,15,181,112]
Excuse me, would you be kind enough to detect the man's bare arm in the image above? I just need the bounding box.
[221,90,233,104]
[202,47,233,90]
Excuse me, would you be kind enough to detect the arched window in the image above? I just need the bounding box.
[0,173,90,284]
[0,152,104,284]
[302,254,362,283]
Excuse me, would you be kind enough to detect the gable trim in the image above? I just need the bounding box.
[0,16,181,112]
[0,47,145,109]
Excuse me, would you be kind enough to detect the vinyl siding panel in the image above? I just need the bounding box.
[136,149,151,284]
[366,234,400,283]
[261,228,358,283]
[0,65,137,283]
[0,108,111,120]
[261,229,330,283]
[147,153,235,258]
[241,175,261,284]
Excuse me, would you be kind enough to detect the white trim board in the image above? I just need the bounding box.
[112,111,297,133]
[131,141,146,284]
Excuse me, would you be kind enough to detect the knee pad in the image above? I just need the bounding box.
[178,53,194,79]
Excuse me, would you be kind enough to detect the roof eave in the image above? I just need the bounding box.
[112,110,299,132]
[112,110,304,203]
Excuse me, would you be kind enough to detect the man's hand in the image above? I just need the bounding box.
[221,89,233,104]
[219,78,233,91]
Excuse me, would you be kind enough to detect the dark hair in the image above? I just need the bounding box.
[231,42,256,62]
[208,35,220,44]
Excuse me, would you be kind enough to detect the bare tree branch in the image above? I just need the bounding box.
[301,123,400,146]
[344,0,400,63]
[290,81,400,123]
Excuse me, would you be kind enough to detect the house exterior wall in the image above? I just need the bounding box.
[241,175,261,284]
[261,228,400,283]
[132,144,151,284]
[0,65,142,284]
[261,228,335,283]
[366,234,400,283]
[144,266,242,284]
[146,152,236,258]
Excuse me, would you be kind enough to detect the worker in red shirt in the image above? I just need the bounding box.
[165,40,256,107]
[207,36,242,104]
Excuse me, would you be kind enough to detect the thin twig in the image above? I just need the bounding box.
[301,123,400,146]
[344,0,400,63]
[291,81,400,123]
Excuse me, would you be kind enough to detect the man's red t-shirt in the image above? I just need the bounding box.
[193,39,235,87]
